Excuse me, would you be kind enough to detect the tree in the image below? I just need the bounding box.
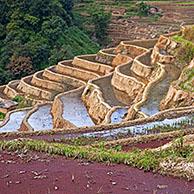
[92,9,111,46]
[60,0,74,15]
[0,24,6,40]
[0,0,99,84]
[41,16,67,44]
[137,1,151,16]
[6,55,34,79]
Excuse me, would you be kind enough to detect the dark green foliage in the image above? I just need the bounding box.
[6,55,34,80]
[92,9,111,46]
[137,1,151,16]
[12,95,24,103]
[0,0,99,84]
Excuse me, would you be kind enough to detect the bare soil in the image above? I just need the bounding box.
[121,138,172,152]
[0,151,193,194]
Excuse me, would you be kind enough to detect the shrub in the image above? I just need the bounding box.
[137,1,151,16]
[12,95,24,103]
[0,112,5,121]
[12,95,32,108]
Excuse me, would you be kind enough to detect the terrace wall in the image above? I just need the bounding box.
[131,50,154,78]
[96,48,116,65]
[160,84,194,110]
[127,62,165,119]
[111,62,145,105]
[151,35,176,64]
[17,76,54,100]
[112,54,133,67]
[82,78,112,124]
[115,42,148,59]
[31,71,65,92]
[73,55,113,75]
[3,81,21,99]
[51,88,83,129]
[122,39,158,49]
[56,61,99,81]
[43,66,85,88]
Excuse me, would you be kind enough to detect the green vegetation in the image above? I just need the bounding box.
[144,117,194,133]
[137,1,151,16]
[74,2,112,46]
[172,35,194,66]
[92,9,111,46]
[12,95,32,108]
[0,138,193,179]
[0,112,5,121]
[12,95,24,103]
[179,67,194,92]
[0,0,99,84]
[53,136,104,146]
[73,0,161,45]
[172,27,194,91]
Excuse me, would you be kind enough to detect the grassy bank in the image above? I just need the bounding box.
[0,137,193,180]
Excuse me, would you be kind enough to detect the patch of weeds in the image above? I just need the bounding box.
[172,35,194,66]
[112,144,122,152]
[172,135,193,158]
[179,67,194,92]
[0,112,5,121]
[53,136,102,146]
[182,25,194,42]
[12,95,32,109]
[12,95,24,103]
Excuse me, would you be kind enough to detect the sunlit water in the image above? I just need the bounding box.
[140,65,180,116]
[0,110,29,132]
[83,114,194,138]
[28,104,53,131]
[110,108,128,123]
[62,90,94,127]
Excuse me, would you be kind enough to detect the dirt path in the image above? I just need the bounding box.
[0,151,193,194]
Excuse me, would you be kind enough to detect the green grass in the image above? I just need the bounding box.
[172,29,194,92]
[177,1,194,4]
[0,138,193,179]
[52,136,104,146]
[12,95,24,103]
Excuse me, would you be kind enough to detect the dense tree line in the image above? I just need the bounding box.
[0,0,99,84]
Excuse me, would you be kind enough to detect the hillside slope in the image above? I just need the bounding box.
[0,0,99,84]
